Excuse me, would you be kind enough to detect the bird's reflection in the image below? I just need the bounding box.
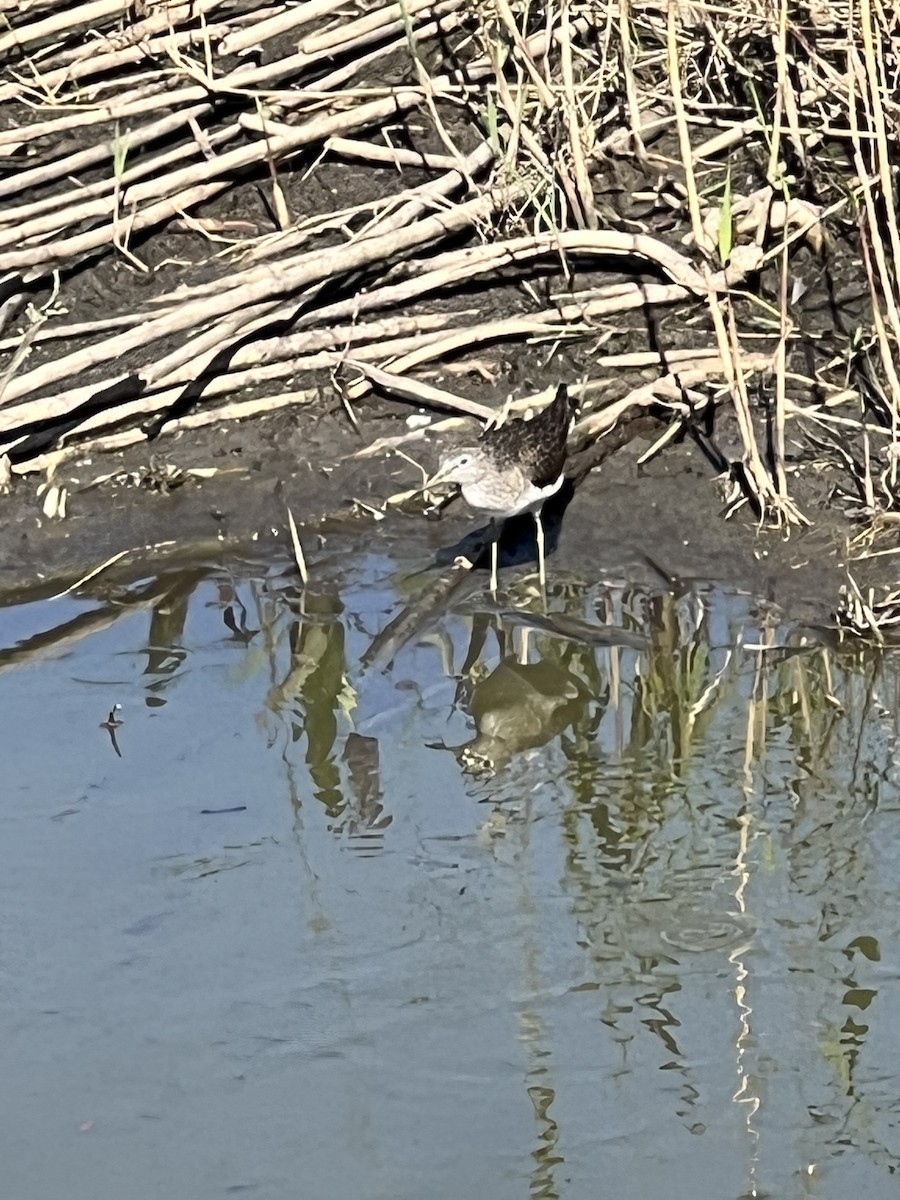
[435,653,591,777]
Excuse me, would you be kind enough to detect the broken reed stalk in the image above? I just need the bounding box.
[848,23,900,443]
[286,508,309,585]
[665,0,799,521]
[768,0,794,501]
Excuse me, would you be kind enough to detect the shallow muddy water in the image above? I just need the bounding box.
[3,520,900,1200]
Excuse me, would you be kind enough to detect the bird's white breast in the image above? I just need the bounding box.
[462,470,564,519]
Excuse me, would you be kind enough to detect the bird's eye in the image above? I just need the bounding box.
[458,455,470,466]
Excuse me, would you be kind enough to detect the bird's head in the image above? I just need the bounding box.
[425,447,484,490]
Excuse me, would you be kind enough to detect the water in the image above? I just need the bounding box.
[3,532,900,1200]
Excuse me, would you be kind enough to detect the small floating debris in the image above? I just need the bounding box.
[100,703,123,758]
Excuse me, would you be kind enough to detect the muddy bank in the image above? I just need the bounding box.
[2,0,895,587]
[0,394,854,632]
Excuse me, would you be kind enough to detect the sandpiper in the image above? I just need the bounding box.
[424,383,578,592]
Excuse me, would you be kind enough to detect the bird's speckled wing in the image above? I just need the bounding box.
[480,384,577,488]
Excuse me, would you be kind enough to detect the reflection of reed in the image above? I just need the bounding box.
[141,572,206,702]
[766,642,900,1176]
[261,590,394,855]
[548,580,900,1188]
[263,591,347,813]
[553,586,749,1166]
[630,591,721,769]
[527,1083,562,1200]
[731,613,768,1196]
[728,608,900,1190]
[336,732,392,854]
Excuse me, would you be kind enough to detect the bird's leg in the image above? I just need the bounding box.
[516,626,531,664]
[534,509,547,597]
[480,518,501,594]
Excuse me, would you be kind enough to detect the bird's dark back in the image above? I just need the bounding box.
[481,384,578,488]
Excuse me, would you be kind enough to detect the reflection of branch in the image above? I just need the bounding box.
[362,557,478,670]
[0,572,202,676]
[0,599,130,676]
[501,607,649,651]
